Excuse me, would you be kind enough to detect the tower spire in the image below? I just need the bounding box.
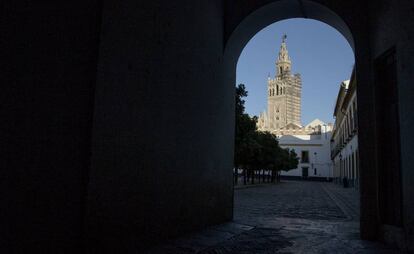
[276,34,291,77]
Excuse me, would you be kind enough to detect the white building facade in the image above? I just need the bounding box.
[330,72,359,188]
[278,119,333,180]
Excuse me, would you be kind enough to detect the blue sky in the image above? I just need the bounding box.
[236,18,354,124]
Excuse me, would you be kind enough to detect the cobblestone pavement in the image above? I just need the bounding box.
[147,181,402,253]
[323,182,360,221]
[234,181,347,223]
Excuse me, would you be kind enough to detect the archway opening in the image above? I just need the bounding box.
[224,1,378,251]
[232,17,358,231]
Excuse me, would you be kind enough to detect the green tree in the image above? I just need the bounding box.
[273,148,299,182]
[288,149,299,171]
[234,84,257,185]
[255,131,280,183]
[234,83,299,185]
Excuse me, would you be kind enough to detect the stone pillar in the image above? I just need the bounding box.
[86,1,234,251]
[1,2,102,252]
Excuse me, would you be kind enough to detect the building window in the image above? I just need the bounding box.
[351,152,355,180]
[353,101,358,129]
[276,117,279,120]
[356,149,359,179]
[314,168,317,175]
[301,151,309,163]
[277,85,279,95]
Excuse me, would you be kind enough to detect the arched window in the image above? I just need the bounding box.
[276,85,279,95]
[269,90,271,96]
[280,66,283,74]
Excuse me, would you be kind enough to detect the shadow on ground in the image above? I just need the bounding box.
[146,181,401,253]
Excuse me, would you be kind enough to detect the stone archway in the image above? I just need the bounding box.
[224,0,354,67]
[222,0,378,241]
[3,0,413,252]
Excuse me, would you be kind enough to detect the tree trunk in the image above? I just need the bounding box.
[234,168,238,185]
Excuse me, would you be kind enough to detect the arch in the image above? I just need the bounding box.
[221,0,374,240]
[224,0,354,68]
[276,85,279,95]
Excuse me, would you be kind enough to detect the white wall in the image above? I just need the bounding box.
[279,130,333,179]
[332,134,359,181]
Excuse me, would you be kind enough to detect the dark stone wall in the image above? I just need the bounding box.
[223,0,360,47]
[2,0,413,252]
[224,2,413,250]
[368,0,414,251]
[1,2,102,252]
[85,1,234,252]
[222,0,379,241]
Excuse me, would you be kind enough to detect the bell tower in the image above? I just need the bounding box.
[260,34,302,132]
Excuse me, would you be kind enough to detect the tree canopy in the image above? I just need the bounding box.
[234,84,299,183]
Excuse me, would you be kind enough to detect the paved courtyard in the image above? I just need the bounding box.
[147,181,401,253]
